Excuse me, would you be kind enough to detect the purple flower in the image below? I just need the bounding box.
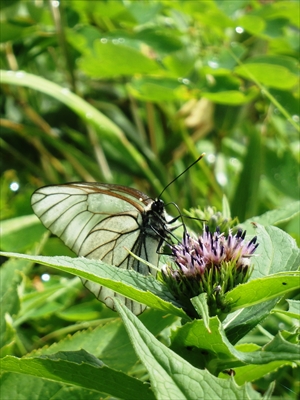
[161,225,259,318]
[172,226,258,273]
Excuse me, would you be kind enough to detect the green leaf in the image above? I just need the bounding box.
[137,26,183,53]
[128,77,186,102]
[226,273,299,312]
[249,225,300,278]
[213,45,247,71]
[264,147,299,199]
[1,350,155,400]
[33,319,137,372]
[0,257,33,353]
[270,1,300,27]
[190,294,211,332]
[0,372,103,400]
[237,15,266,35]
[0,240,56,354]
[274,299,300,320]
[163,48,195,76]
[235,63,298,89]
[0,22,25,43]
[243,55,299,75]
[78,41,160,78]
[114,299,256,400]
[224,299,279,345]
[56,302,102,322]
[201,88,258,105]
[126,2,162,25]
[31,309,177,374]
[264,330,300,353]
[193,7,235,30]
[0,0,19,10]
[231,126,262,221]
[222,224,300,342]
[232,359,295,387]
[0,252,188,319]
[1,215,46,252]
[1,214,40,235]
[171,317,235,370]
[19,285,75,321]
[241,201,300,232]
[170,317,300,372]
[222,195,231,219]
[66,25,102,55]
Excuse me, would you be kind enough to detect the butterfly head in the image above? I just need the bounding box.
[151,198,165,214]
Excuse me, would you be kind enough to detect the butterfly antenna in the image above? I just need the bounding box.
[158,153,205,199]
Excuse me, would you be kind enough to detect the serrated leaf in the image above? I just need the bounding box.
[0,252,188,319]
[170,317,300,373]
[1,350,155,400]
[113,299,256,400]
[32,319,135,372]
[30,309,177,374]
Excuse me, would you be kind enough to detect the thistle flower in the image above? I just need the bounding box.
[161,225,259,318]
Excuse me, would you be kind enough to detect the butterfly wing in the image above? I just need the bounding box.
[31,183,160,315]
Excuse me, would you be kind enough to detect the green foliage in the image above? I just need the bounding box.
[1,1,299,399]
[1,223,299,398]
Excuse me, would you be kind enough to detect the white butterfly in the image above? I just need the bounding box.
[31,182,173,315]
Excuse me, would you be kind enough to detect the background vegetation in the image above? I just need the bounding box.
[1,1,299,399]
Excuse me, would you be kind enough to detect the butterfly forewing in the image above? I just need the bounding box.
[31,183,165,315]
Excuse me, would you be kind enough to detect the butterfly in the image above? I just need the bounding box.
[31,182,174,315]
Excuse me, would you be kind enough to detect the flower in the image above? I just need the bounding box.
[161,225,259,318]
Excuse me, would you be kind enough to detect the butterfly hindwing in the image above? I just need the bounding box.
[31,183,164,314]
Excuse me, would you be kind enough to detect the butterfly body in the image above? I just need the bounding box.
[31,182,170,314]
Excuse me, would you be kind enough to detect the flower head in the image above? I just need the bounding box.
[161,225,259,318]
